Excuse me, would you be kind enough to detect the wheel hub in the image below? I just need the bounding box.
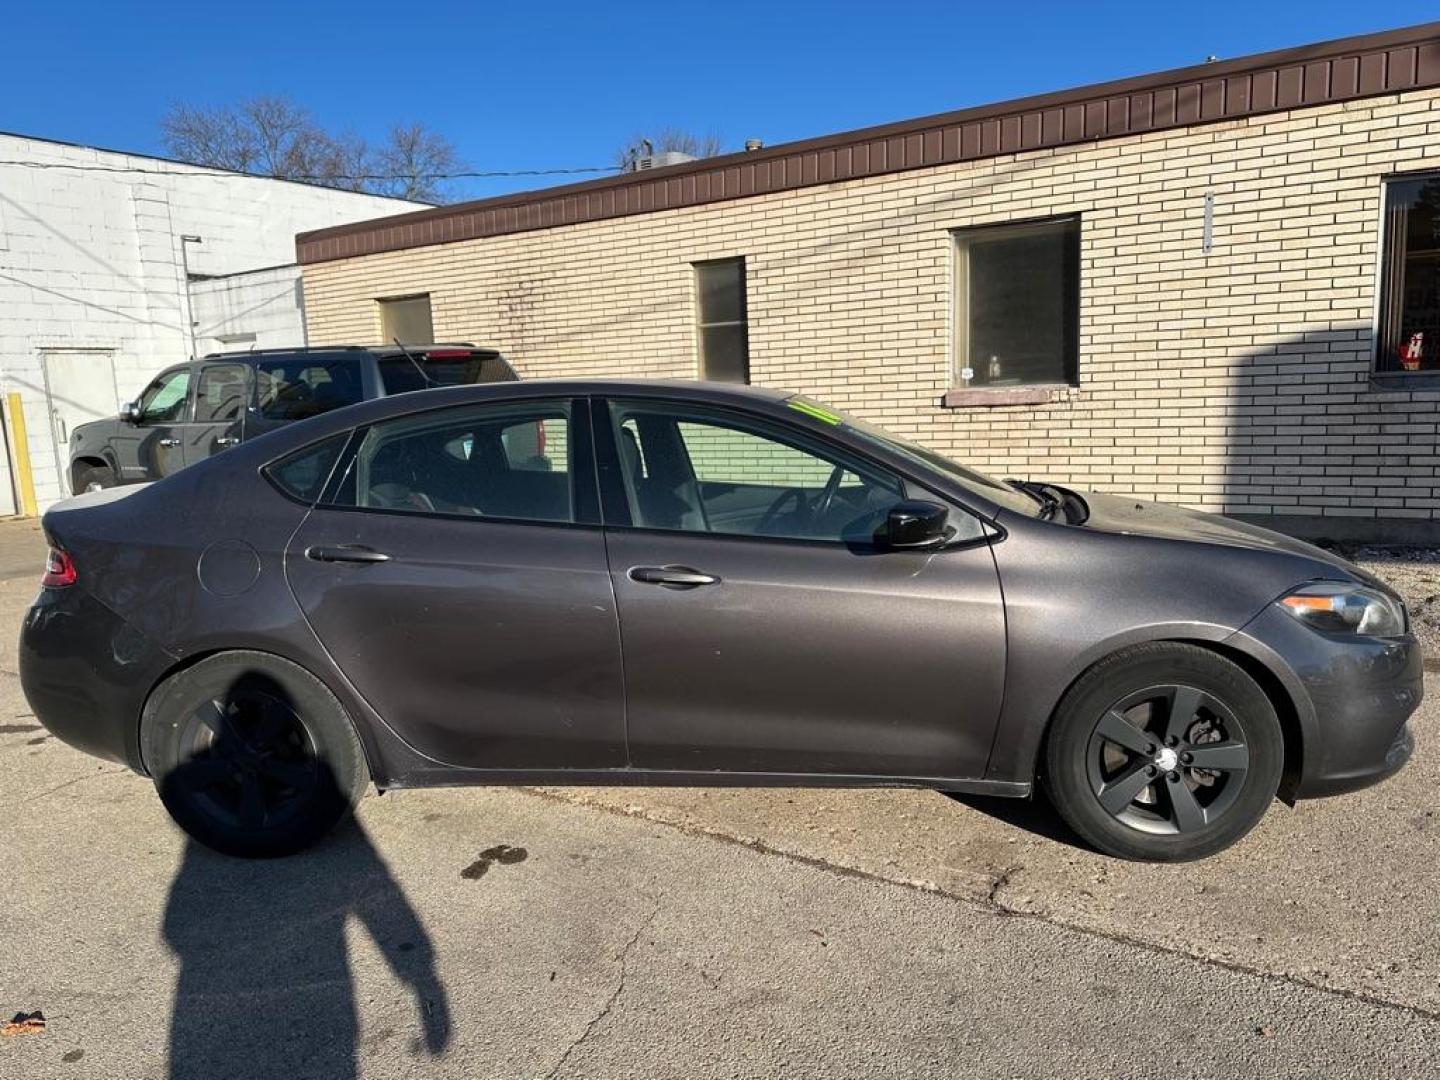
[1154,746,1179,772]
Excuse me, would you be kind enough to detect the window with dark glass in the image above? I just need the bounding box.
[333,402,572,523]
[695,258,749,383]
[194,364,248,423]
[255,359,364,421]
[1379,174,1440,374]
[265,435,347,503]
[954,217,1079,388]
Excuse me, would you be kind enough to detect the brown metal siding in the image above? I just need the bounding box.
[297,21,1440,265]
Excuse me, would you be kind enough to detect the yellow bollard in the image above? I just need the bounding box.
[7,393,39,518]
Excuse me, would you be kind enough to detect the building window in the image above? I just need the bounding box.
[1379,174,1440,374]
[695,258,749,383]
[378,294,434,345]
[954,217,1079,388]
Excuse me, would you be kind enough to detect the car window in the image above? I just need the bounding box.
[195,364,248,424]
[608,401,907,543]
[256,359,364,421]
[139,368,192,424]
[333,402,572,522]
[265,434,348,503]
[378,352,514,394]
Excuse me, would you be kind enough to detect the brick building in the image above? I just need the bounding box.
[297,22,1440,542]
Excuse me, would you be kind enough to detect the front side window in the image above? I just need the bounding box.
[256,359,364,421]
[194,364,248,423]
[609,401,905,543]
[1379,174,1440,373]
[378,294,434,345]
[954,217,1079,388]
[694,258,749,383]
[334,402,572,522]
[139,368,192,423]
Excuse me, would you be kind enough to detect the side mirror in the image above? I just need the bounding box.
[121,402,142,424]
[875,500,952,550]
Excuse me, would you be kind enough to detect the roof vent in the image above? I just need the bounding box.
[629,150,697,172]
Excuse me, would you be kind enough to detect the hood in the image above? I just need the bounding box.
[1072,490,1389,590]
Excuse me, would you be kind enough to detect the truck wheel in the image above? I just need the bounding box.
[72,463,116,494]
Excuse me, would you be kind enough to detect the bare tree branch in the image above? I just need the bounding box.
[616,128,726,169]
[160,96,461,202]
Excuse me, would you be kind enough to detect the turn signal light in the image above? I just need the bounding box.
[42,547,77,588]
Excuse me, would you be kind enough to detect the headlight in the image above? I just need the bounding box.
[1279,581,1407,637]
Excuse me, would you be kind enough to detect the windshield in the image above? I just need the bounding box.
[785,396,1039,514]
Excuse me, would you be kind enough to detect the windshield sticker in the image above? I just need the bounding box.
[787,400,842,426]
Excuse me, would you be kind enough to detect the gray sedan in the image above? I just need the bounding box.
[19,380,1421,861]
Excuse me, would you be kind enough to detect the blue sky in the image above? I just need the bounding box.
[4,2,1435,202]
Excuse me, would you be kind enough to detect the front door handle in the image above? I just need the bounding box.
[215,436,240,448]
[305,544,392,565]
[159,437,181,447]
[628,565,720,588]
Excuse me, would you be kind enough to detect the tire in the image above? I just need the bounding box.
[141,651,369,858]
[72,462,116,495]
[1042,643,1283,862]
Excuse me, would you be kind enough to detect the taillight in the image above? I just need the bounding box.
[42,547,77,588]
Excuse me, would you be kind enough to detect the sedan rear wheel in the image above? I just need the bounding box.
[142,652,368,858]
[1043,644,1283,861]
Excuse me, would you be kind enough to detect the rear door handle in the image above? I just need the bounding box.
[215,436,240,448]
[628,565,720,588]
[305,544,392,565]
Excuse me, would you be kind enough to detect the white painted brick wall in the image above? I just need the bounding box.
[0,134,426,509]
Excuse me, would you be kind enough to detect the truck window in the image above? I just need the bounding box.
[256,359,364,421]
[378,351,514,394]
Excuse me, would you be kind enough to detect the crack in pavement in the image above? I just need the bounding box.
[542,899,661,1080]
[21,767,129,806]
[517,787,1440,1025]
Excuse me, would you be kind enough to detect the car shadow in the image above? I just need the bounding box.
[942,788,1092,853]
[161,781,449,1079]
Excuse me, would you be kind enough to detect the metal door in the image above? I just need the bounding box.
[40,349,119,494]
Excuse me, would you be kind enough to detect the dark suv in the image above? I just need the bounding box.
[68,345,516,494]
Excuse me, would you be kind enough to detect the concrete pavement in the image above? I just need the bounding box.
[1,518,1437,1078]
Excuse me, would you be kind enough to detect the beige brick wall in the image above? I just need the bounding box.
[302,90,1440,531]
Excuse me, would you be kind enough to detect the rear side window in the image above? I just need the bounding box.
[265,435,347,503]
[332,402,571,523]
[256,359,364,421]
[378,353,514,394]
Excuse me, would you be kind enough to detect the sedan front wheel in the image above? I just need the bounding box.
[1043,643,1284,862]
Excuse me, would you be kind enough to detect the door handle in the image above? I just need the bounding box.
[305,544,392,565]
[215,436,240,448]
[628,565,720,588]
[159,437,180,447]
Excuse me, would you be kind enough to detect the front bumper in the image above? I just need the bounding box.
[1233,606,1422,799]
[19,585,174,773]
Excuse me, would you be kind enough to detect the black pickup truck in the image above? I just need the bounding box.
[68,344,516,494]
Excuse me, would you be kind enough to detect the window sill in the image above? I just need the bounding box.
[1369,373,1440,393]
[942,384,1072,409]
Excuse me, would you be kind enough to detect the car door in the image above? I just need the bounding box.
[284,396,626,771]
[596,396,1007,779]
[184,362,249,466]
[114,364,192,481]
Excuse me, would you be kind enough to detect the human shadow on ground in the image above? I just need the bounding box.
[161,783,449,1078]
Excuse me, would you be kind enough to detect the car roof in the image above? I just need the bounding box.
[199,343,500,362]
